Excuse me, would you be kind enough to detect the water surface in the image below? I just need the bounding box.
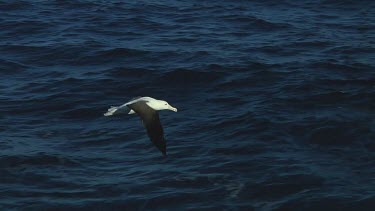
[1,0,374,210]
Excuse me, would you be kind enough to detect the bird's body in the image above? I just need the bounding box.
[104,97,177,155]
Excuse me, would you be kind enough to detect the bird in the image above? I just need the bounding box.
[104,96,177,156]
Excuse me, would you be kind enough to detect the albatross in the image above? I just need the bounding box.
[104,97,177,156]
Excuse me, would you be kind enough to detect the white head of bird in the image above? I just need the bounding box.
[149,100,177,112]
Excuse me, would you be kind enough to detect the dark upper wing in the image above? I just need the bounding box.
[127,101,166,156]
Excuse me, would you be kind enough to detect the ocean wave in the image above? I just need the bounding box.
[276,195,375,211]
[0,153,80,168]
[97,48,149,58]
[1,44,51,54]
[324,46,375,55]
[215,69,287,90]
[247,174,324,199]
[0,1,32,11]
[62,107,102,120]
[0,59,27,73]
[319,79,375,86]
[0,20,53,36]
[157,68,225,85]
[308,125,358,145]
[106,67,157,78]
[320,0,375,6]
[2,44,93,66]
[222,15,292,30]
[309,61,370,72]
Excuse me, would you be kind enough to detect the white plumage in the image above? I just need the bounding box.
[104,97,177,116]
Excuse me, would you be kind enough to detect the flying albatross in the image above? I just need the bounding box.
[104,97,177,156]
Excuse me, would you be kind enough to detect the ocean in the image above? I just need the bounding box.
[1,0,374,210]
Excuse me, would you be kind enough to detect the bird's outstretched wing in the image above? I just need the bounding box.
[127,101,166,156]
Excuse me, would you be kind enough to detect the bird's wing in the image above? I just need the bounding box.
[127,101,166,155]
[124,97,146,106]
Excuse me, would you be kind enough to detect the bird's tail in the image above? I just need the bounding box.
[104,106,119,116]
[104,105,132,116]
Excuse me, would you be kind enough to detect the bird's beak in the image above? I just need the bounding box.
[169,105,177,112]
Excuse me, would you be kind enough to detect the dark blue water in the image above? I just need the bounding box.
[1,0,374,210]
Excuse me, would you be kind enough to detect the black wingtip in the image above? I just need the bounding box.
[161,148,167,157]
[156,141,167,157]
